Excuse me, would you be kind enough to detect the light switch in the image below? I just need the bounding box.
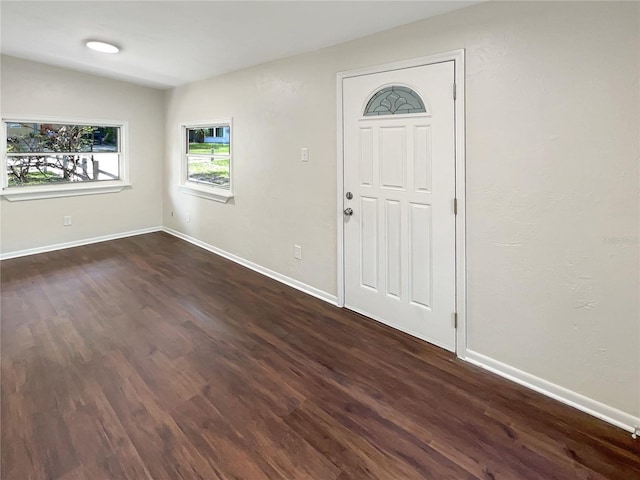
[301,148,309,162]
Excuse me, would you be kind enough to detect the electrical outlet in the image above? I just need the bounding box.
[63,216,72,226]
[301,147,309,162]
[294,245,302,260]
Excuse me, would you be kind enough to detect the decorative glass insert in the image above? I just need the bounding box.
[364,86,426,116]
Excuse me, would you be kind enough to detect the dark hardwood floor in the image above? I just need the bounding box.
[1,232,638,479]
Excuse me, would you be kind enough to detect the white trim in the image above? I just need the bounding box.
[1,114,130,199]
[1,182,131,201]
[453,50,467,359]
[2,114,126,127]
[465,349,640,434]
[358,112,431,122]
[337,51,466,79]
[181,119,230,129]
[336,50,467,356]
[162,227,338,306]
[179,118,233,201]
[178,183,233,203]
[336,72,345,307]
[0,226,162,260]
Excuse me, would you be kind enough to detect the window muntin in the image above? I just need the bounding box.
[4,121,122,187]
[185,123,231,189]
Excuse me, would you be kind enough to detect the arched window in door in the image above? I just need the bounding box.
[363,85,426,116]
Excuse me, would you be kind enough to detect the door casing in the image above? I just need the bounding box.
[336,50,467,358]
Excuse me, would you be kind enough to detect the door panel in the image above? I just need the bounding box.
[342,61,456,351]
[409,203,432,308]
[360,196,378,290]
[413,125,432,193]
[380,126,406,189]
[359,128,374,187]
[385,199,402,298]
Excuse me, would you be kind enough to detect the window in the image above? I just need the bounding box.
[1,117,129,201]
[364,85,426,116]
[180,119,233,203]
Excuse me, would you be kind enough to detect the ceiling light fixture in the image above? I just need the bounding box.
[86,41,120,54]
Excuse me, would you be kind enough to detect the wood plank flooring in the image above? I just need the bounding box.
[1,232,638,479]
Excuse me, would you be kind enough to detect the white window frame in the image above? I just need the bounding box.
[0,114,130,202]
[178,118,233,203]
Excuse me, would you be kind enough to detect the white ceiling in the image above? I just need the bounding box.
[1,1,476,89]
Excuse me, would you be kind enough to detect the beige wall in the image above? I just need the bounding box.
[164,1,640,419]
[0,55,164,252]
[0,2,637,425]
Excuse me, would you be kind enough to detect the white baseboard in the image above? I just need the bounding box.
[0,226,163,260]
[162,227,338,306]
[465,349,640,434]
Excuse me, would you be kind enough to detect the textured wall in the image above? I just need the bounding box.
[164,1,639,418]
[1,56,164,253]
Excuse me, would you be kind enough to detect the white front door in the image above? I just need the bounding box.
[342,61,457,351]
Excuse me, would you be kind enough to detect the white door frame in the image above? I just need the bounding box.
[336,49,467,358]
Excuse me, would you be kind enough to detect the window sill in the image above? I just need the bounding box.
[178,183,233,203]
[0,181,131,202]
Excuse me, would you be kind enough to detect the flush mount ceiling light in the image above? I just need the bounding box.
[86,41,120,54]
